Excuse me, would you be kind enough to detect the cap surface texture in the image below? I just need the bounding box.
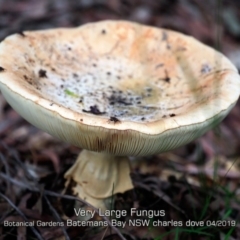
[0,20,239,156]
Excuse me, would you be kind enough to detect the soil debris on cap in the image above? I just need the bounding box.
[82,105,106,115]
[17,31,26,37]
[38,69,47,78]
[108,116,121,123]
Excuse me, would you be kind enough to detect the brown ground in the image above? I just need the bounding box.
[1,0,240,239]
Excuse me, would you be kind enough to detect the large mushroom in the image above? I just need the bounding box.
[0,20,239,209]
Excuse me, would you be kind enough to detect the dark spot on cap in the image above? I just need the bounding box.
[141,117,145,121]
[107,72,111,75]
[146,88,152,92]
[201,64,211,74]
[177,47,187,51]
[82,105,106,115]
[109,116,120,123]
[28,59,35,64]
[68,47,72,51]
[38,69,47,78]
[0,66,5,72]
[101,29,106,34]
[23,75,28,80]
[73,73,78,78]
[155,63,164,69]
[108,94,132,106]
[17,31,25,37]
[169,114,176,117]
[80,119,83,122]
[162,31,168,41]
[92,63,97,67]
[160,70,170,83]
[165,76,170,83]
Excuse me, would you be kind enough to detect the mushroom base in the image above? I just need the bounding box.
[64,150,133,210]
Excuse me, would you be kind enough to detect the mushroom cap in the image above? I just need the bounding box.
[0,20,239,156]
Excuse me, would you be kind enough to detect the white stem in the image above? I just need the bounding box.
[64,150,133,209]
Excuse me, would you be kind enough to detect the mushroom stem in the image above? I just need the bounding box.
[64,150,133,210]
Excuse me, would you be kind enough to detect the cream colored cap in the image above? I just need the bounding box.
[0,20,239,156]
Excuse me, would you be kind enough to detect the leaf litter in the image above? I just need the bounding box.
[1,0,240,239]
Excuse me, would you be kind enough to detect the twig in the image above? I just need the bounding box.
[44,190,126,240]
[0,192,44,240]
[43,194,70,240]
[180,165,240,179]
[100,226,109,240]
[0,143,37,181]
[0,173,126,240]
[191,0,213,26]
[0,153,11,191]
[0,172,39,191]
[134,181,187,217]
